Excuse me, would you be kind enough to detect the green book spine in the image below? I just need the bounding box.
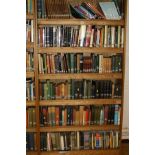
[70,53,74,73]
[96,55,99,72]
[47,80,50,99]
[44,83,48,100]
[71,80,74,99]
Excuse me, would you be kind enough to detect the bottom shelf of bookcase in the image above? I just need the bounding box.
[40,149,120,155]
[26,151,38,155]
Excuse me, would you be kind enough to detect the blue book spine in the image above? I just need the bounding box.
[114,105,118,125]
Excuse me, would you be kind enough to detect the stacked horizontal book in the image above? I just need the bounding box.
[37,0,70,19]
[39,105,121,127]
[38,53,122,74]
[40,131,120,151]
[26,78,35,101]
[38,25,124,47]
[26,20,34,43]
[26,132,37,151]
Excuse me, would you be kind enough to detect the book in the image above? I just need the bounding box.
[99,2,121,20]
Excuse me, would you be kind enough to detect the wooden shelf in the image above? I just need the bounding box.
[37,47,123,54]
[37,19,125,26]
[26,71,35,78]
[26,14,34,20]
[40,125,120,132]
[40,149,120,155]
[27,42,34,49]
[26,151,38,155]
[39,73,122,80]
[26,128,36,132]
[39,99,121,106]
[26,101,36,106]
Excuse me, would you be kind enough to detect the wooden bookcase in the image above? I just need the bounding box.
[26,0,127,155]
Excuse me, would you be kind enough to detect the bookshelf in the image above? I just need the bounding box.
[26,0,127,155]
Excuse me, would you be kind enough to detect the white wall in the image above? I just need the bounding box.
[122,0,129,139]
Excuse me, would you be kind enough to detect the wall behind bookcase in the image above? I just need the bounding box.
[122,0,129,140]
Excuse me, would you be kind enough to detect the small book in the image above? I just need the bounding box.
[99,2,121,20]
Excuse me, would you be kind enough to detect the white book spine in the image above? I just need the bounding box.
[117,26,121,47]
[89,29,94,47]
[104,25,108,47]
[121,28,124,48]
[80,25,86,47]
[99,55,103,73]
[111,26,115,47]
[77,131,80,150]
[60,135,64,150]
[31,20,34,42]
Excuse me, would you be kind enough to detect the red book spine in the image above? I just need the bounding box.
[85,108,89,125]
[104,105,109,125]
[55,107,60,126]
[85,25,92,47]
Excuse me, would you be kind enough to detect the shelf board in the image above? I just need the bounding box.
[37,19,125,26]
[26,128,36,132]
[26,71,35,78]
[37,47,123,54]
[27,42,34,48]
[26,151,38,155]
[40,125,120,132]
[40,149,120,155]
[26,14,34,20]
[39,99,121,106]
[39,73,122,80]
[26,101,36,106]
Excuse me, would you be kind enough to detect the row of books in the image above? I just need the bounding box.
[26,49,34,72]
[26,79,35,101]
[40,131,120,151]
[26,20,34,43]
[26,0,34,15]
[36,0,124,19]
[37,0,70,19]
[38,53,122,74]
[40,105,121,127]
[26,133,37,151]
[38,25,124,48]
[39,80,122,100]
[26,107,36,128]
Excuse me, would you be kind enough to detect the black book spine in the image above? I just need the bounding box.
[29,133,34,150]
[46,27,50,47]
[80,132,84,149]
[67,106,70,125]
[111,105,115,124]
[26,133,29,151]
[43,133,47,151]
[37,0,42,18]
[40,107,44,127]
[49,27,53,47]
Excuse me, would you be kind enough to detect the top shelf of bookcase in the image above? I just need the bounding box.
[37,19,125,26]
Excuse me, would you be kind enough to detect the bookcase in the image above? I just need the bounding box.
[26,0,127,155]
